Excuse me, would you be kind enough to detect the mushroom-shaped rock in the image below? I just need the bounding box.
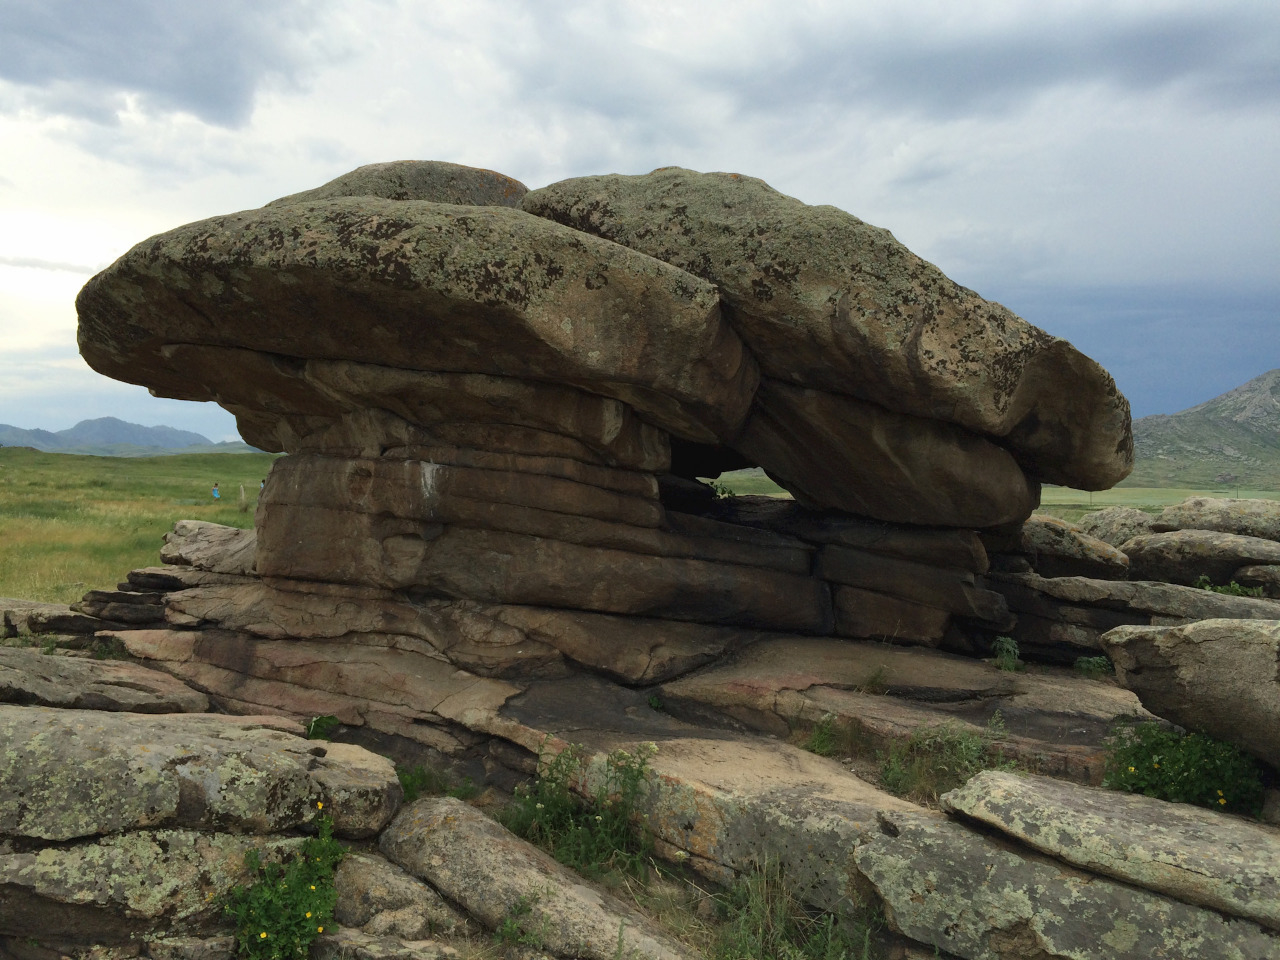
[77,198,758,445]
[267,159,529,208]
[523,167,1133,490]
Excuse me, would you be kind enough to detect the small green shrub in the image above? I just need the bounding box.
[647,693,665,712]
[501,741,655,881]
[880,713,1015,803]
[88,635,128,660]
[1073,655,1114,679]
[708,480,734,499]
[304,715,341,741]
[396,763,477,803]
[802,713,838,757]
[991,635,1023,672]
[855,665,889,695]
[1193,575,1264,597]
[1103,722,1263,816]
[492,893,553,949]
[224,813,345,959]
[712,861,880,960]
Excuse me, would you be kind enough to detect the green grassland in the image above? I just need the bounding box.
[0,447,277,604]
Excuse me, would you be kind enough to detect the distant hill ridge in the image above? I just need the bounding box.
[1128,368,1280,487]
[0,417,258,456]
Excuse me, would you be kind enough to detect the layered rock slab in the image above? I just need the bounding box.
[657,638,1152,782]
[943,770,1280,931]
[77,197,757,444]
[733,379,1038,526]
[852,810,1280,960]
[1121,529,1280,585]
[0,830,303,945]
[0,706,400,841]
[381,797,689,960]
[522,166,1132,489]
[1151,496,1280,542]
[1100,618,1280,767]
[0,646,210,713]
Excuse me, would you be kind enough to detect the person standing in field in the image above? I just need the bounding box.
[212,483,220,500]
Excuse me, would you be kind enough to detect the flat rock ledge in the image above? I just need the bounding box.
[942,770,1280,932]
[852,809,1280,960]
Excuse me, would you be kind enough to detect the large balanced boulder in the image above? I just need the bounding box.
[1100,619,1280,768]
[523,166,1133,490]
[77,197,757,445]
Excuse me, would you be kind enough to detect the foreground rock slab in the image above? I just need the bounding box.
[0,706,401,841]
[380,796,690,960]
[942,770,1280,931]
[1100,618,1280,767]
[0,830,300,945]
[852,810,1280,960]
[0,646,210,713]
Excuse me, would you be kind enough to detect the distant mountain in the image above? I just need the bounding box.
[1126,369,1280,488]
[0,417,258,456]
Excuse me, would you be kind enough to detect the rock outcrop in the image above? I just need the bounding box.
[12,158,1272,957]
[1100,619,1280,767]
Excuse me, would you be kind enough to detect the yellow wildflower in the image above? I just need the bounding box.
[1128,766,1135,772]
[306,912,312,919]
[317,801,324,810]
[1219,798,1227,805]
[260,932,268,939]
[318,926,324,933]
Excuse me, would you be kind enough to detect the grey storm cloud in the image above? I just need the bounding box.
[0,0,328,126]
[507,3,1280,121]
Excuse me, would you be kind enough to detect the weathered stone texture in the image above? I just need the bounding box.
[523,166,1132,489]
[852,810,1280,960]
[1122,529,1280,585]
[0,646,209,713]
[1100,618,1280,767]
[381,797,689,960]
[267,159,528,208]
[943,770,1280,931]
[77,198,757,444]
[1151,497,1280,542]
[0,706,400,841]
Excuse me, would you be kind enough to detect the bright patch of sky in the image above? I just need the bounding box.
[0,0,1276,438]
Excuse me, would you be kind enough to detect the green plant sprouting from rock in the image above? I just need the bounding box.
[990,635,1023,672]
[712,860,882,960]
[224,811,346,959]
[880,713,1016,803]
[1193,574,1264,597]
[1073,655,1114,679]
[1102,721,1264,816]
[501,741,656,882]
[396,762,477,803]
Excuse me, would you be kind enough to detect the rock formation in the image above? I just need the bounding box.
[5,161,1278,957]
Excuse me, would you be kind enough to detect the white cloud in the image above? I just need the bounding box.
[0,0,1276,434]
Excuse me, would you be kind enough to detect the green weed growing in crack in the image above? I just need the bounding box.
[1193,574,1264,597]
[802,713,839,757]
[880,713,1016,803]
[500,741,656,882]
[712,860,883,960]
[396,762,477,803]
[1073,655,1114,679]
[224,808,345,959]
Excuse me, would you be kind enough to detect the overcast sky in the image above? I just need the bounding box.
[1,0,1276,440]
